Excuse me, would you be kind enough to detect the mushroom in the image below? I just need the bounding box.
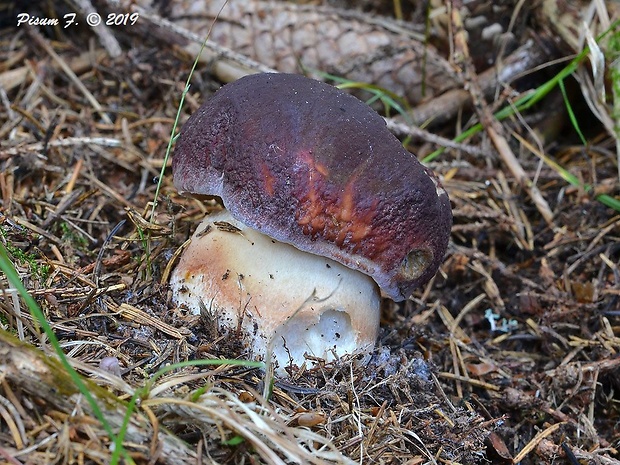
[171,73,452,373]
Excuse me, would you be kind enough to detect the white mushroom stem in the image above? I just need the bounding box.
[170,210,381,374]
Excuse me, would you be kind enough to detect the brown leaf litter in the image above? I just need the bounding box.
[0,0,619,463]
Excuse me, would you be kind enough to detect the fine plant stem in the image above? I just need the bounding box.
[147,3,229,228]
[513,132,620,211]
[109,359,265,463]
[422,49,587,164]
[558,79,587,145]
[2,215,266,465]
[0,242,134,464]
[421,21,619,212]
[610,25,620,180]
[315,70,413,123]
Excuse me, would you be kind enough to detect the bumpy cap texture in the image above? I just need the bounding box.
[173,73,452,301]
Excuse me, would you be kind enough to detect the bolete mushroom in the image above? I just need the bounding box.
[171,73,451,372]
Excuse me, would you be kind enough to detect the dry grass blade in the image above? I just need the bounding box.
[513,422,567,463]
[449,6,555,227]
[0,330,197,464]
[72,0,122,57]
[112,302,190,339]
[145,388,354,464]
[27,29,112,124]
[1,0,619,463]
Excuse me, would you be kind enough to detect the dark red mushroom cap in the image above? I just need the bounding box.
[173,73,452,301]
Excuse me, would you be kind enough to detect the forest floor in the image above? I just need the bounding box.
[0,1,619,464]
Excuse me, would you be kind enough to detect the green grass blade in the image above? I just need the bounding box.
[532,149,620,212]
[420,20,619,212]
[423,21,620,164]
[558,78,587,145]
[0,242,134,464]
